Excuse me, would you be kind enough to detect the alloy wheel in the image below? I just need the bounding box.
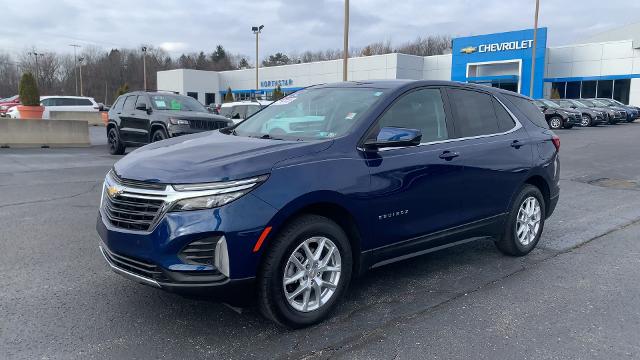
[108,130,117,151]
[549,117,562,129]
[581,115,591,127]
[282,236,341,313]
[516,196,542,246]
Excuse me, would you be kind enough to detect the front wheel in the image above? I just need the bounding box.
[495,185,546,256]
[580,115,592,127]
[151,128,168,142]
[107,127,125,155]
[258,215,352,328]
[548,116,563,130]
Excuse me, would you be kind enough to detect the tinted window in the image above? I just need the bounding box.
[123,96,137,112]
[504,94,549,129]
[135,96,148,109]
[492,98,516,132]
[112,97,124,112]
[448,89,501,137]
[75,98,93,106]
[378,88,448,143]
[60,98,77,106]
[41,98,52,106]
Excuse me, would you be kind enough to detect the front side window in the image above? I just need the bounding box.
[232,87,385,140]
[150,95,206,112]
[377,88,448,143]
[123,96,137,112]
[448,89,502,137]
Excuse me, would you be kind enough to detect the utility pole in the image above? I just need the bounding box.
[343,0,349,81]
[530,0,540,98]
[252,25,264,97]
[141,46,148,91]
[78,57,84,96]
[29,51,42,86]
[69,44,81,95]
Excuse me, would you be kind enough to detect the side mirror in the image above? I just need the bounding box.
[136,103,149,111]
[363,127,422,150]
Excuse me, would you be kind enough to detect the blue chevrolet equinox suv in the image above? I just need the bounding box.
[97,80,560,328]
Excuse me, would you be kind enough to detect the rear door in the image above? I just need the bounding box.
[118,95,147,143]
[364,87,466,250]
[445,87,533,224]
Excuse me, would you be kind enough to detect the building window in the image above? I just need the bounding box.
[596,80,613,99]
[187,92,198,100]
[205,93,216,105]
[566,82,580,99]
[581,81,596,98]
[613,79,631,104]
[551,82,566,98]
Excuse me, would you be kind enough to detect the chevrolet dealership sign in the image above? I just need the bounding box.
[462,39,535,54]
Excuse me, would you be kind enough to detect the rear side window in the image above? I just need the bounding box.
[448,89,502,137]
[123,96,137,112]
[75,98,93,106]
[378,88,448,143]
[504,94,549,129]
[492,98,516,132]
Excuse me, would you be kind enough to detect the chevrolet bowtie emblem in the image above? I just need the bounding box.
[460,46,477,54]
[107,185,123,197]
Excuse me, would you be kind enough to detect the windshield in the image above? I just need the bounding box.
[150,95,206,112]
[540,100,559,108]
[231,87,385,140]
[578,99,595,107]
[593,99,612,106]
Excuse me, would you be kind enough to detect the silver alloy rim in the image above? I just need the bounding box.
[550,118,561,129]
[581,115,590,127]
[516,196,542,246]
[282,236,341,313]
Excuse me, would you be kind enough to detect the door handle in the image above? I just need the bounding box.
[439,150,460,160]
[510,140,527,149]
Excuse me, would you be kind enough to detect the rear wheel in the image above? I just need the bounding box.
[258,215,352,328]
[495,185,546,256]
[548,116,563,130]
[107,127,125,155]
[580,115,592,127]
[151,127,168,142]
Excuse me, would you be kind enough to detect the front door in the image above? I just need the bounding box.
[119,95,148,144]
[363,87,465,250]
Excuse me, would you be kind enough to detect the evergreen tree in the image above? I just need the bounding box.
[239,58,250,69]
[18,72,40,106]
[224,87,234,102]
[272,85,285,101]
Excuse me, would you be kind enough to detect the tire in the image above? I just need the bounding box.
[107,127,126,155]
[151,127,168,142]
[548,116,563,130]
[563,123,574,129]
[495,185,546,256]
[258,214,352,328]
[580,115,592,127]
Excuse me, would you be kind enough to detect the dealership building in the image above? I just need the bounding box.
[157,23,640,106]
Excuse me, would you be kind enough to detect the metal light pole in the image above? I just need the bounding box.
[78,57,84,96]
[29,51,42,86]
[141,46,148,91]
[252,25,264,97]
[529,0,540,98]
[343,0,349,81]
[70,44,81,95]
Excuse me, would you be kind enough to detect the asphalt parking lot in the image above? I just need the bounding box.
[2,124,640,359]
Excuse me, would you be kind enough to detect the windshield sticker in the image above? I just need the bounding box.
[154,100,167,108]
[170,99,182,110]
[345,112,357,120]
[374,91,383,97]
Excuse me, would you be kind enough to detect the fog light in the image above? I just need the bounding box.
[214,236,230,277]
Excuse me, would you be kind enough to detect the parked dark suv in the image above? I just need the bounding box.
[106,91,233,155]
[553,99,609,127]
[534,99,581,129]
[97,81,560,328]
[592,98,639,122]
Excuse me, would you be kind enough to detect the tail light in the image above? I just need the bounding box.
[551,135,560,152]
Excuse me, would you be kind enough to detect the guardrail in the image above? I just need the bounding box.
[0,118,90,148]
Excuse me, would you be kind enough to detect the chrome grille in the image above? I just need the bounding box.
[188,119,228,131]
[101,172,168,232]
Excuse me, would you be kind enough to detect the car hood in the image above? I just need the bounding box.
[161,110,228,121]
[113,131,332,184]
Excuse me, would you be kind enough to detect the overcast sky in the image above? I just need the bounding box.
[1,0,639,60]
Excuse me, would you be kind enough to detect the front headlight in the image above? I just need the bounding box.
[169,175,268,211]
[169,118,190,125]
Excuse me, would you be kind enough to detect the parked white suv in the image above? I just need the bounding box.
[219,100,271,124]
[40,96,100,119]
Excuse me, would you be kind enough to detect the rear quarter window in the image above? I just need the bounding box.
[76,98,93,106]
[504,94,549,129]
